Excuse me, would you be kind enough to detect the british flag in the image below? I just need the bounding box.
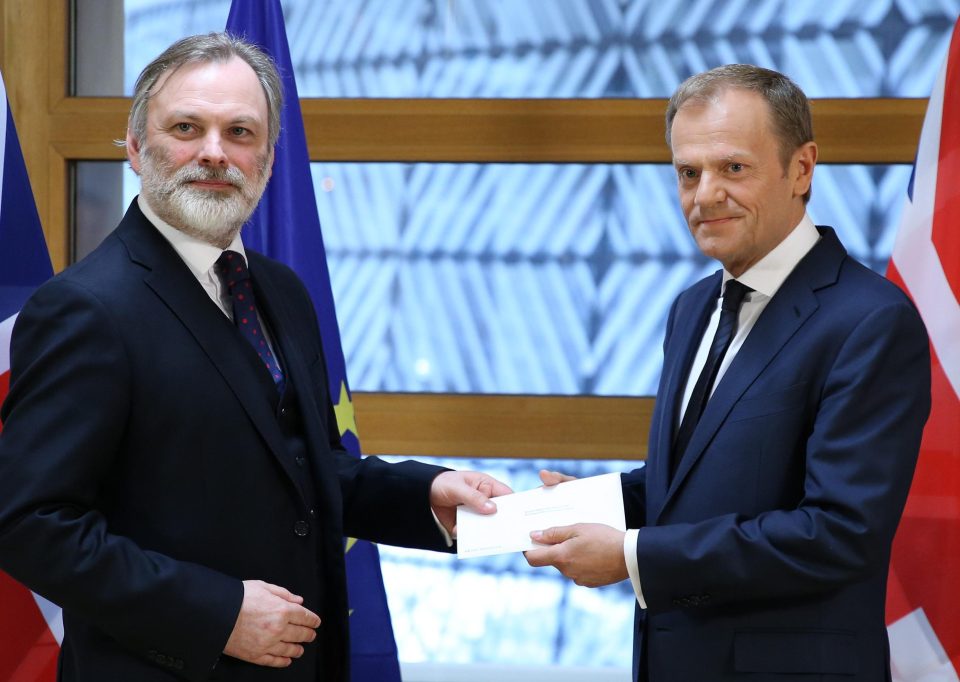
[0,69,57,681]
[885,15,960,682]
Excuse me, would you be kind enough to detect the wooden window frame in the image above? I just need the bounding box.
[0,1,925,461]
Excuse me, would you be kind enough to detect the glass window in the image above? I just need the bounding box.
[75,161,911,397]
[320,163,909,396]
[74,0,959,98]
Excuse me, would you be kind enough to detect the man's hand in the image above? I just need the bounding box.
[525,523,628,587]
[538,469,577,486]
[223,580,321,668]
[429,470,513,538]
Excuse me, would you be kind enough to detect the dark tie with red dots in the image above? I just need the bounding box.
[215,250,284,390]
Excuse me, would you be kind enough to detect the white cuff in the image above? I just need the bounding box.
[623,528,647,609]
[432,508,454,547]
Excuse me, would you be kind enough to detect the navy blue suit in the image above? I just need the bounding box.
[623,227,930,681]
[0,201,449,681]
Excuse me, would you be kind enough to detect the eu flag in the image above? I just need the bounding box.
[224,2,403,680]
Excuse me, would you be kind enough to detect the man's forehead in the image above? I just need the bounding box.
[672,90,773,145]
[149,56,260,99]
[677,85,764,111]
[672,88,771,133]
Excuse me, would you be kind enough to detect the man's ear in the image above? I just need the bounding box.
[126,130,142,174]
[792,141,817,198]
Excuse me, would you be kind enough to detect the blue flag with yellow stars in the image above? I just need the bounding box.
[225,2,402,680]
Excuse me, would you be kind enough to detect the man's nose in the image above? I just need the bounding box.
[198,132,228,167]
[694,172,725,205]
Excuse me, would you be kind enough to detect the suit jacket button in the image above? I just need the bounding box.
[294,520,310,537]
[295,456,306,466]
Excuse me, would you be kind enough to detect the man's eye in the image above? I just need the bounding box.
[175,123,192,133]
[679,169,697,180]
[229,127,248,136]
[729,163,744,172]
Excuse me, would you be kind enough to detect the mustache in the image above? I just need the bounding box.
[172,164,246,189]
[140,145,247,191]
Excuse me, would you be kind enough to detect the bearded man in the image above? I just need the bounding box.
[0,33,509,682]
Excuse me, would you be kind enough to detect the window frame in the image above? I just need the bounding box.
[0,1,925,460]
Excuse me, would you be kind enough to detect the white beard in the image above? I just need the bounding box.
[138,145,270,248]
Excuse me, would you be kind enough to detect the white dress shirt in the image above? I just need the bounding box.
[624,214,821,607]
[138,196,245,320]
[139,196,284,359]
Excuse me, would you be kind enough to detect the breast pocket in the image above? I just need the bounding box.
[727,382,809,423]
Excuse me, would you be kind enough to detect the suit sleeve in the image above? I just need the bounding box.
[0,280,241,681]
[323,367,449,550]
[635,297,930,613]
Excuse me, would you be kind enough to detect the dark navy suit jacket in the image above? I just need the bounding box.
[0,201,449,681]
[622,227,930,681]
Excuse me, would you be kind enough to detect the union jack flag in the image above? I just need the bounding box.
[0,69,57,682]
[886,15,960,682]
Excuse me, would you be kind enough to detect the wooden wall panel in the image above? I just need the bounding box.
[353,392,653,460]
[16,97,928,166]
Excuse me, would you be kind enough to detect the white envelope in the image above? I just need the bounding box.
[456,472,626,559]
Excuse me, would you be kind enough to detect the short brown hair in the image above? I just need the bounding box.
[127,32,283,149]
[665,64,814,202]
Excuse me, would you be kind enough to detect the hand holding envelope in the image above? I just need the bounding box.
[455,472,626,558]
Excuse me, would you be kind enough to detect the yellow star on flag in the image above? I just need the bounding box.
[333,380,358,438]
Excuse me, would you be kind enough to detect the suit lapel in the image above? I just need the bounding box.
[648,273,720,516]
[657,228,846,517]
[115,205,308,504]
[247,257,344,516]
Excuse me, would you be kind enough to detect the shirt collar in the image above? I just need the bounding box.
[137,194,247,278]
[723,213,820,299]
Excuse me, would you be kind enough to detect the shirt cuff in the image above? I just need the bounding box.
[623,528,647,609]
[432,508,454,547]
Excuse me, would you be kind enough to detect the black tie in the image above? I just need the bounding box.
[671,279,752,477]
[215,251,285,391]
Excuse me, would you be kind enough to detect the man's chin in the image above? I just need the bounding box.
[183,223,243,249]
[691,234,730,261]
[168,209,248,248]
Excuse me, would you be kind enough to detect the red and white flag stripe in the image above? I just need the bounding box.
[0,313,14,396]
[0,72,61,681]
[886,16,960,682]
